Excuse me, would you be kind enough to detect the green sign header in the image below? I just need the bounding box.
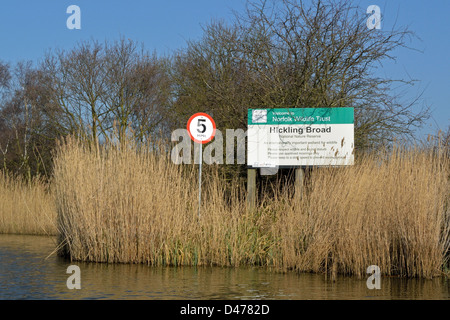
[248,107,354,125]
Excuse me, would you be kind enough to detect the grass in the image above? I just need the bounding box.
[52,136,450,278]
[0,172,57,236]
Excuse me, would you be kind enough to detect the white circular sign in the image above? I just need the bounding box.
[187,113,216,144]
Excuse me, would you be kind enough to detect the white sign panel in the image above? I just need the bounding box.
[248,108,354,167]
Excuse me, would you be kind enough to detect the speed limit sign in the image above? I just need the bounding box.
[187,113,216,144]
[187,112,216,219]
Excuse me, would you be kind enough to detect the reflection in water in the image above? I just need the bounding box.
[0,234,449,300]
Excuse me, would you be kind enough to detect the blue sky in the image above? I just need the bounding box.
[0,0,448,139]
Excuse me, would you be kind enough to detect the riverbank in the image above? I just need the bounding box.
[1,137,449,278]
[52,137,449,278]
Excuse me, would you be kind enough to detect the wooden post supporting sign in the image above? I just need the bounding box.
[247,168,257,210]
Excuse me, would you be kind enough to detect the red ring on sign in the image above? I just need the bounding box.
[187,112,216,144]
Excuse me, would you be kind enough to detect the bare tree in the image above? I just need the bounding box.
[0,61,10,90]
[101,39,172,143]
[171,0,429,150]
[0,61,51,178]
[40,41,109,144]
[40,39,171,145]
[0,61,11,171]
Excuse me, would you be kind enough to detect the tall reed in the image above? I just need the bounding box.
[53,137,273,266]
[53,136,449,278]
[270,146,450,278]
[0,173,56,235]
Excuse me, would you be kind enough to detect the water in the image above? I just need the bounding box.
[0,234,449,300]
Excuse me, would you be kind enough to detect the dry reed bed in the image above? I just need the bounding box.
[0,173,57,235]
[53,137,449,278]
[270,148,450,278]
[53,137,264,267]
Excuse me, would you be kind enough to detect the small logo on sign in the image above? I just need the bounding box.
[252,110,267,123]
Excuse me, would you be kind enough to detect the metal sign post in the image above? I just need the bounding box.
[198,143,202,218]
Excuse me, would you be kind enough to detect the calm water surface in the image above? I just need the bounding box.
[0,234,449,300]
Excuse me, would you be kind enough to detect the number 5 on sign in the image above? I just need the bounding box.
[187,113,216,144]
[187,113,216,218]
